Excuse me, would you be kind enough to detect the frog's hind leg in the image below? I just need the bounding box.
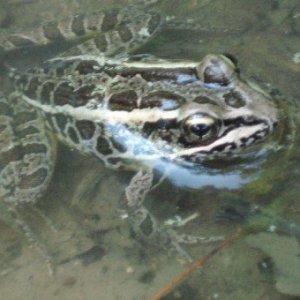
[64,7,163,57]
[0,5,162,59]
[124,169,162,242]
[0,92,56,205]
[0,92,57,271]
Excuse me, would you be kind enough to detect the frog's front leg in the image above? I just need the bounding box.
[124,168,224,255]
[125,169,163,242]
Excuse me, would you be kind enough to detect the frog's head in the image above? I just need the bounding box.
[140,54,279,162]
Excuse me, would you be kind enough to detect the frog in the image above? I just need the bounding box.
[0,0,280,257]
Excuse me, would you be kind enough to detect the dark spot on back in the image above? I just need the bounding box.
[72,84,95,107]
[53,82,74,106]
[71,15,86,36]
[40,81,55,104]
[75,60,101,74]
[43,22,65,41]
[67,126,79,144]
[25,77,41,99]
[109,90,138,111]
[55,113,68,132]
[117,24,133,42]
[43,59,79,76]
[94,35,108,52]
[101,9,119,32]
[194,96,217,106]
[140,91,185,110]
[76,120,96,139]
[22,143,48,155]
[96,136,112,155]
[0,146,23,170]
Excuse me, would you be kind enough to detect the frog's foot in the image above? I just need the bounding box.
[165,213,223,242]
[168,230,224,246]
[167,230,224,262]
[124,169,224,259]
[128,206,224,261]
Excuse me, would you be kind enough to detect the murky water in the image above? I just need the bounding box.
[0,0,299,299]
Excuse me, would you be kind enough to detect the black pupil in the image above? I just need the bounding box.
[190,123,211,136]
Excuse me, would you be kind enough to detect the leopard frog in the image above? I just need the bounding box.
[0,3,279,246]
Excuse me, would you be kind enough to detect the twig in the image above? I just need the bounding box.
[151,229,241,300]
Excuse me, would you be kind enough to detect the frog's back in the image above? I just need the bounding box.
[0,4,163,205]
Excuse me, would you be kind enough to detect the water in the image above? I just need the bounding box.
[0,0,300,299]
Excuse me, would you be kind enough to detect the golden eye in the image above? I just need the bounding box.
[182,113,220,143]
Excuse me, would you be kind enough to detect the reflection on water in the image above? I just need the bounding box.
[0,0,300,299]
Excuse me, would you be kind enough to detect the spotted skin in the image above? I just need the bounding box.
[0,2,279,247]
[0,93,55,204]
[0,7,162,57]
[0,4,163,206]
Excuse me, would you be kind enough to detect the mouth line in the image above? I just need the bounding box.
[172,122,271,159]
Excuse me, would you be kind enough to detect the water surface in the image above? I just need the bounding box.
[0,1,299,299]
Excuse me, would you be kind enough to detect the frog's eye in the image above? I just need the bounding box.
[197,55,236,87]
[182,113,220,144]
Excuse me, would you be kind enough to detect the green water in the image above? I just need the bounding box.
[0,0,299,299]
